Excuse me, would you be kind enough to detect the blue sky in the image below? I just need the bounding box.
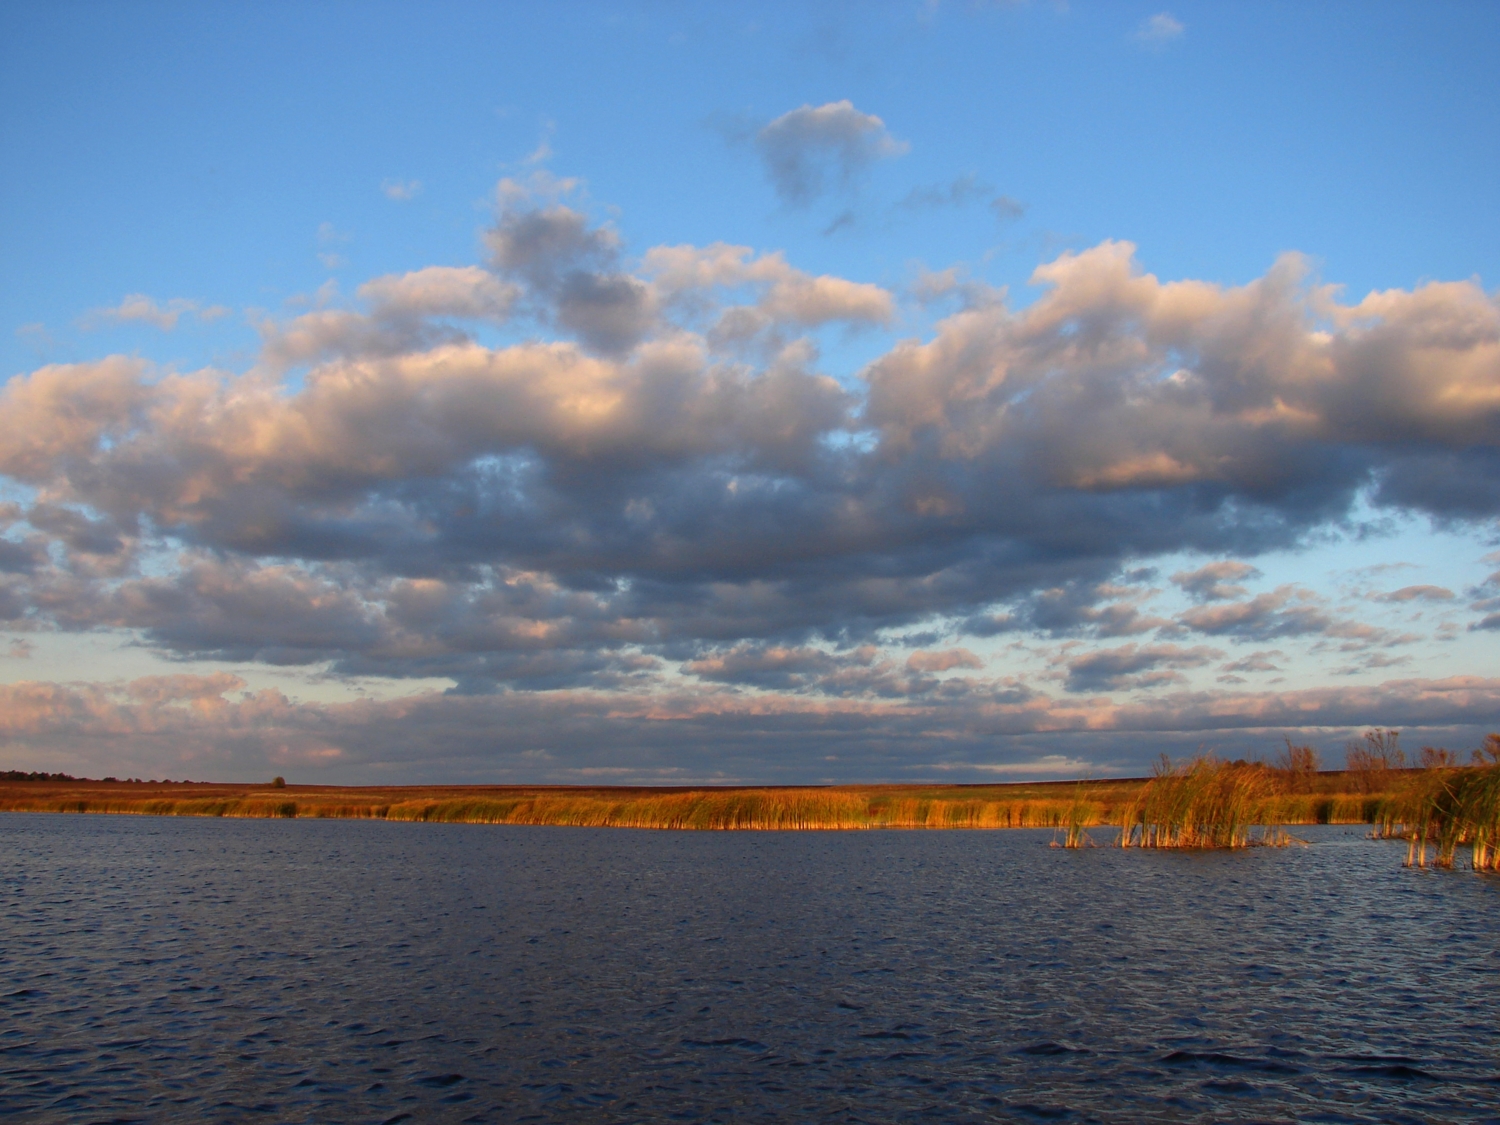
[2,1,1498,783]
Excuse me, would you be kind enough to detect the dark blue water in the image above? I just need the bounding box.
[2,815,1497,1124]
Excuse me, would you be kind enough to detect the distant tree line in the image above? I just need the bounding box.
[1208,731,1500,796]
[0,772,218,784]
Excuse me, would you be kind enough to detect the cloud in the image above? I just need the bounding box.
[305,222,352,269]
[484,181,654,354]
[898,173,993,211]
[1336,651,1411,675]
[5,670,1498,784]
[1374,584,1454,603]
[261,268,519,368]
[679,642,990,700]
[908,266,1006,312]
[971,580,1172,639]
[10,241,1498,638]
[84,295,229,331]
[755,101,908,206]
[1172,561,1261,602]
[359,266,520,323]
[7,224,1496,678]
[644,242,893,340]
[1177,586,1384,643]
[1064,642,1221,693]
[682,643,866,691]
[897,174,1027,226]
[1220,650,1283,674]
[990,196,1026,221]
[2,182,1499,778]
[381,179,423,201]
[24,503,128,574]
[906,648,983,673]
[1134,12,1184,48]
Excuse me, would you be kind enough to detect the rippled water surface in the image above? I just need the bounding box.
[3,814,1499,1123]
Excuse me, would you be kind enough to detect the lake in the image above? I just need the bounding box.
[2,813,1497,1123]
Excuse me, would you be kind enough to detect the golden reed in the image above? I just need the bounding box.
[0,772,1389,834]
[1373,760,1500,872]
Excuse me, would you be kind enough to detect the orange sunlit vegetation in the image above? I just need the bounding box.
[3,733,1495,863]
[0,767,1407,831]
[1373,733,1500,872]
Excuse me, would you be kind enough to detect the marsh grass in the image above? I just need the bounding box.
[384,789,1111,830]
[1051,782,1101,848]
[0,769,1396,834]
[0,780,1130,829]
[1375,761,1500,872]
[1115,756,1297,849]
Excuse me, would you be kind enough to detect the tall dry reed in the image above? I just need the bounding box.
[1375,759,1500,871]
[1115,756,1293,849]
[0,764,1404,835]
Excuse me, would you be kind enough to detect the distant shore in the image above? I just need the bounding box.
[0,773,1396,830]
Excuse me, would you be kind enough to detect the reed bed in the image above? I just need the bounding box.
[0,773,1384,832]
[0,780,1105,828]
[1109,756,1299,850]
[1373,761,1500,871]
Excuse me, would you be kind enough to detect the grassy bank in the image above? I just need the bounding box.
[0,772,1396,831]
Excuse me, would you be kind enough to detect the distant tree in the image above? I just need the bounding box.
[1346,729,1404,793]
[1271,739,1320,792]
[1275,739,1320,774]
[272,776,287,788]
[1419,746,1458,769]
[1474,733,1500,767]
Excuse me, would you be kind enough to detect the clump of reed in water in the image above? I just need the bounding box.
[1115,755,1292,849]
[1374,737,1500,872]
[1051,782,1101,848]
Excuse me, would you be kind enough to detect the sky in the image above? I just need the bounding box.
[1,0,1498,784]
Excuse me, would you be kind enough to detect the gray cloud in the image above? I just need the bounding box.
[897,173,993,211]
[1374,584,1455,603]
[4,671,1497,785]
[484,190,654,355]
[990,195,1026,221]
[966,579,1172,639]
[1220,650,1283,674]
[1,187,1498,773]
[897,174,1027,226]
[1172,561,1260,602]
[678,642,991,701]
[683,642,872,691]
[755,101,908,206]
[1177,586,1387,643]
[1064,643,1221,693]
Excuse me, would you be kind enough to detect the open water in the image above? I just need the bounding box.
[1,813,1497,1123]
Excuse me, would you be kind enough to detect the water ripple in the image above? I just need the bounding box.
[2,815,1498,1122]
